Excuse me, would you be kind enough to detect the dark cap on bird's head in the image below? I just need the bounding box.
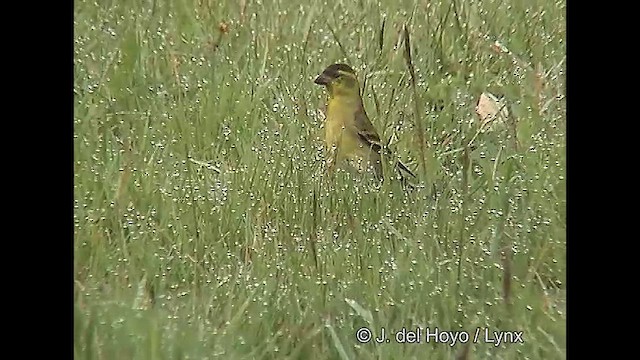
[314,63,356,85]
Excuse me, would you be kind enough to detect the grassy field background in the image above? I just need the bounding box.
[74,0,566,358]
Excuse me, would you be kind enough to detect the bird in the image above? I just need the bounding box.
[314,63,416,185]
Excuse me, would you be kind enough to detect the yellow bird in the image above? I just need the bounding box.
[314,63,416,184]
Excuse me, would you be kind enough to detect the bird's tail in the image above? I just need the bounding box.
[394,160,417,191]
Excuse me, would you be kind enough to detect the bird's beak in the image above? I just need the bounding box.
[314,72,331,85]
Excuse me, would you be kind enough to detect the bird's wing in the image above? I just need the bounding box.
[353,107,382,153]
[354,107,417,180]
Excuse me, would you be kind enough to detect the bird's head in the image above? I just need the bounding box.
[314,63,360,98]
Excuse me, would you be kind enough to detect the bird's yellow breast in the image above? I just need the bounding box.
[325,98,363,159]
[324,96,374,176]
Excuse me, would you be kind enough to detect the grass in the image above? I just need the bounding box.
[74,0,566,358]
